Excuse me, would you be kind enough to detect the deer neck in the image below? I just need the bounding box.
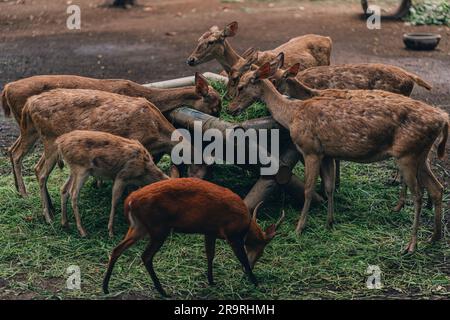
[139,86,198,113]
[260,80,295,129]
[287,78,317,100]
[217,40,243,73]
[245,221,266,245]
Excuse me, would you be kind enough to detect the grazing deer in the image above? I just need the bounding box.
[102,178,285,296]
[16,89,188,223]
[270,61,432,99]
[1,73,221,122]
[228,62,448,253]
[56,130,172,237]
[4,73,216,196]
[266,56,435,210]
[186,21,332,87]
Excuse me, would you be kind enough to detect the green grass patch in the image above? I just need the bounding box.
[0,81,449,299]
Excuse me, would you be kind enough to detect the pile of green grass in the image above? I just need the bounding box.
[0,81,449,299]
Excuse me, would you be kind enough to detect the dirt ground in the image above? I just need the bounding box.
[0,0,449,299]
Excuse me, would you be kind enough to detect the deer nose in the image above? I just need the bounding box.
[186,57,197,66]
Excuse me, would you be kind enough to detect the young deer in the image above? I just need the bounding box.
[228,62,448,253]
[186,21,331,87]
[17,89,184,224]
[56,130,172,237]
[271,61,432,99]
[7,73,215,197]
[102,178,285,296]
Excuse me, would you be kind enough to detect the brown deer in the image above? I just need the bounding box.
[228,62,448,253]
[56,130,172,237]
[4,73,216,196]
[186,21,332,91]
[102,178,285,296]
[16,89,190,224]
[266,56,435,211]
[270,61,432,99]
[1,73,221,122]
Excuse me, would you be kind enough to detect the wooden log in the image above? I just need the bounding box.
[144,72,228,89]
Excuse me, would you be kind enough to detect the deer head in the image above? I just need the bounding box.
[190,72,222,116]
[186,21,239,66]
[244,202,285,269]
[228,62,278,115]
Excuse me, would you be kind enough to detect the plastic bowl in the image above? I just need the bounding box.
[403,33,441,51]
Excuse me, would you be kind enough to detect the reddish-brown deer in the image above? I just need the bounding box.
[56,130,172,237]
[228,62,448,253]
[102,178,284,296]
[17,89,190,223]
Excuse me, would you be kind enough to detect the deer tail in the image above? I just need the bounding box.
[405,71,432,91]
[1,85,11,117]
[437,120,448,160]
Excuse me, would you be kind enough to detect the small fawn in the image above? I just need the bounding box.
[56,130,172,237]
[103,178,285,296]
[228,61,448,253]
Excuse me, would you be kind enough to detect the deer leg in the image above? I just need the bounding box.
[393,182,407,212]
[397,156,422,254]
[108,178,126,238]
[420,162,443,243]
[69,169,89,237]
[8,136,21,192]
[335,159,341,189]
[10,132,39,197]
[35,150,58,223]
[320,157,336,228]
[60,175,74,228]
[103,227,139,294]
[296,154,321,235]
[34,154,55,214]
[229,236,258,286]
[205,235,216,285]
[142,230,170,297]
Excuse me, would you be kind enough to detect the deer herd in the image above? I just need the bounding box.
[1,21,448,296]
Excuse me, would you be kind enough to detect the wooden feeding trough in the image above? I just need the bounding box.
[145,73,324,211]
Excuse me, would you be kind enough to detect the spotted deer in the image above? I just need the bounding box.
[228,62,448,253]
[56,130,173,237]
[186,21,332,95]
[16,89,195,224]
[4,73,216,196]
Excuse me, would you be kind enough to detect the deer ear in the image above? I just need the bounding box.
[272,52,284,70]
[222,21,238,37]
[265,224,277,240]
[242,47,256,59]
[195,72,209,97]
[169,165,180,178]
[254,62,273,81]
[284,63,301,78]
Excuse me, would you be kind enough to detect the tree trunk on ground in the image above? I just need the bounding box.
[361,0,412,19]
